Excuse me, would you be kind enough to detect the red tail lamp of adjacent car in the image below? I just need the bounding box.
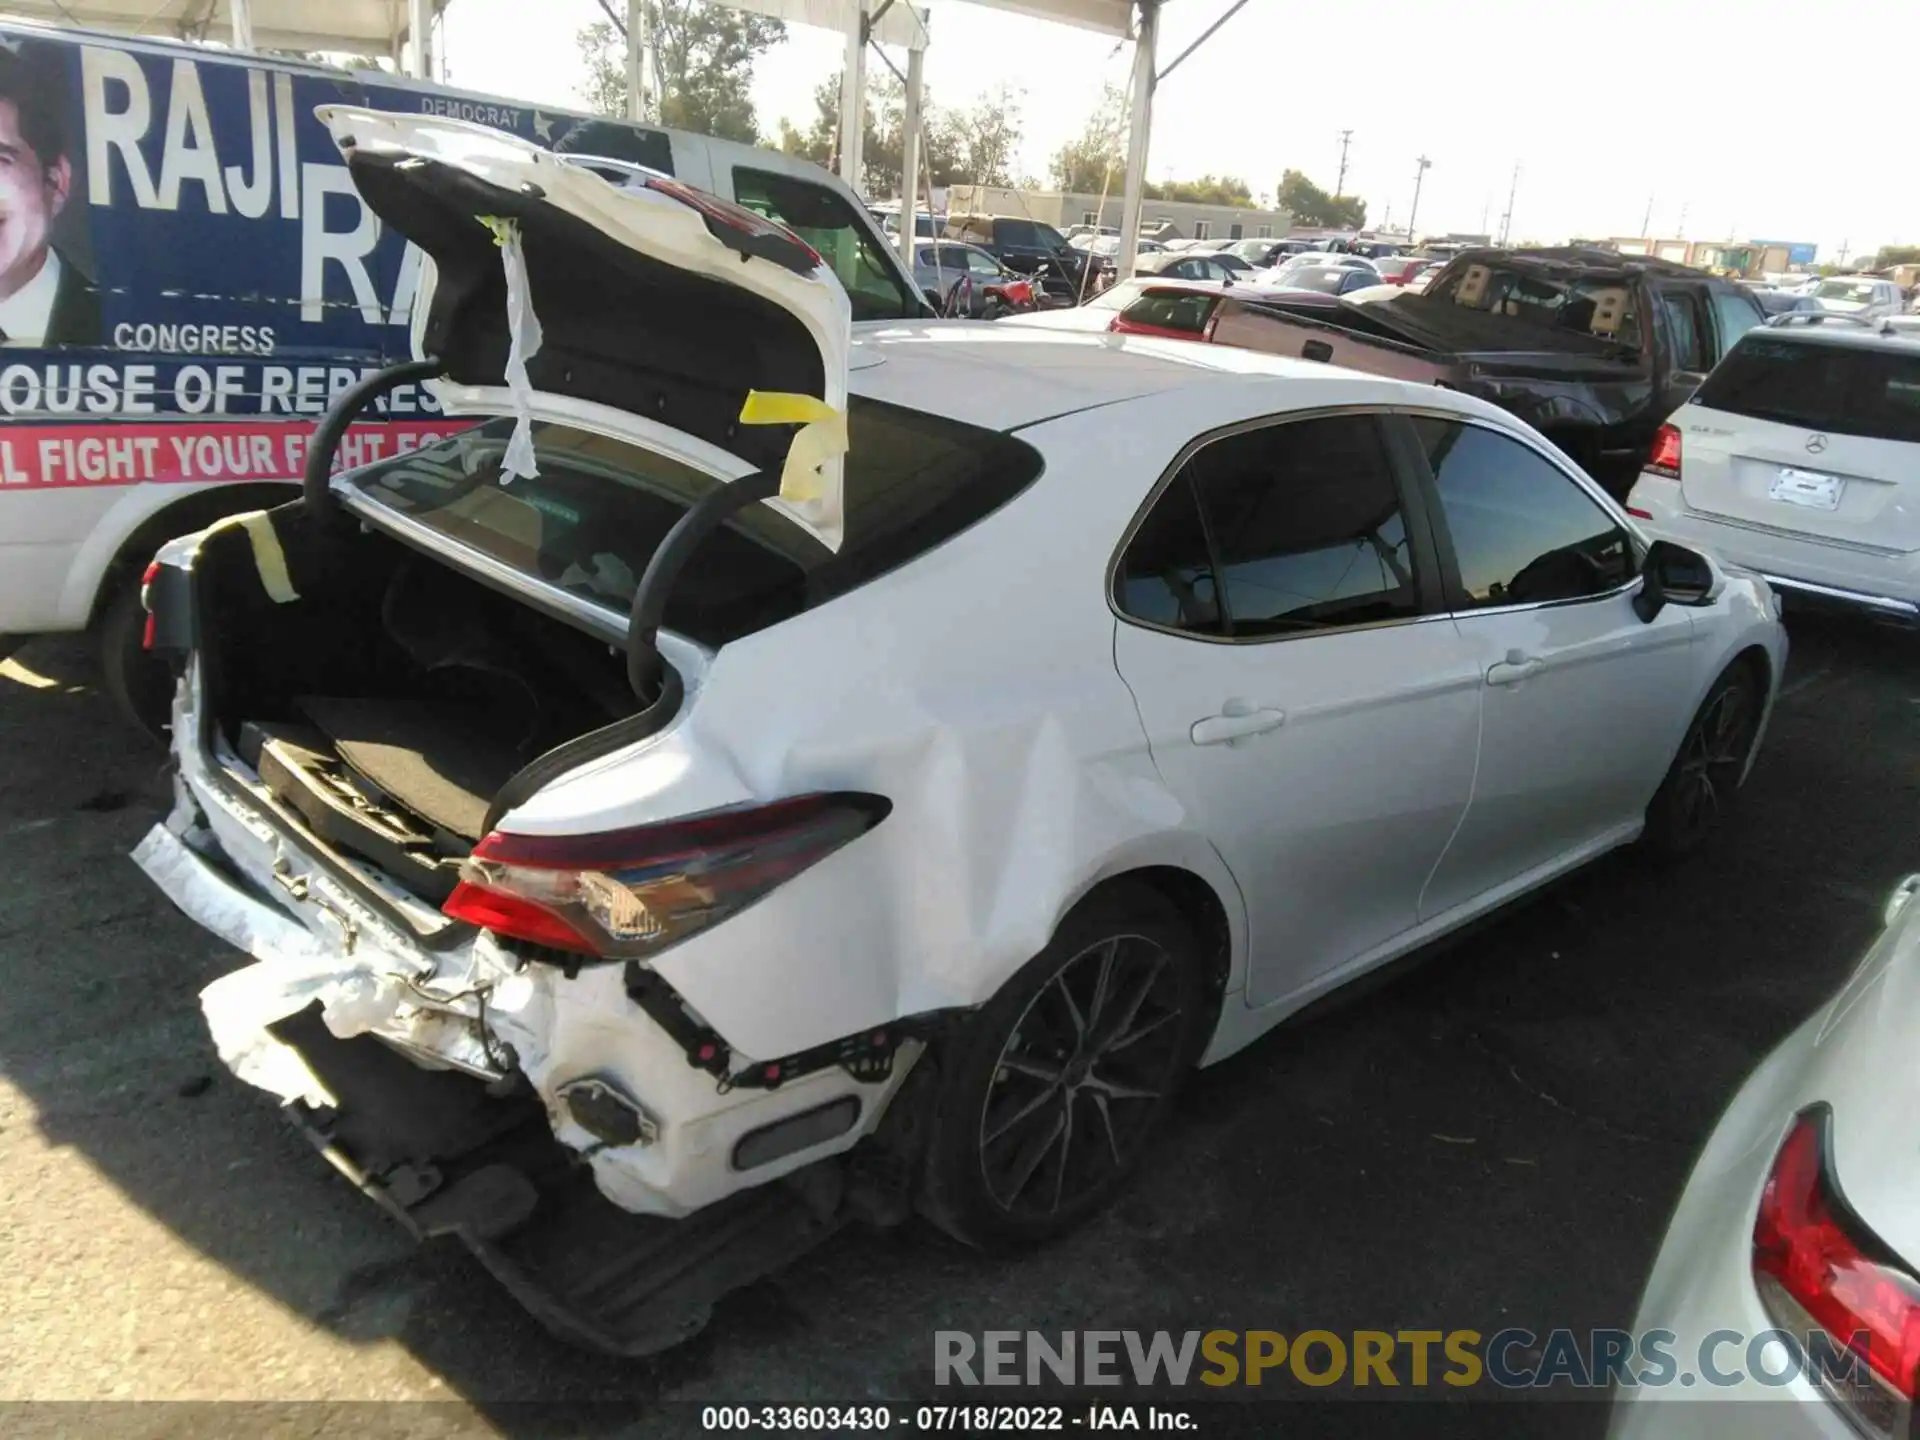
[1752,1108,1920,1437]
[442,793,889,960]
[1646,423,1684,480]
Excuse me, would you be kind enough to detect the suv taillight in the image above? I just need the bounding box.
[442,794,889,960]
[1646,423,1683,479]
[1752,1109,1920,1437]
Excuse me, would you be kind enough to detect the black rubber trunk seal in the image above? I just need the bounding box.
[304,358,446,516]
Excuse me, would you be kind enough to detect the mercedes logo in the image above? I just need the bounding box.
[1806,433,1830,454]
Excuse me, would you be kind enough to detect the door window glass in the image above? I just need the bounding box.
[1190,416,1418,635]
[1711,289,1764,356]
[731,167,916,320]
[1412,419,1637,608]
[1661,290,1708,371]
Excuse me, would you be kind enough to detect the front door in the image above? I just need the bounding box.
[1110,412,1482,1010]
[1404,416,1697,919]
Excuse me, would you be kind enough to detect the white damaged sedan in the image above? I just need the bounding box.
[135,112,1787,1354]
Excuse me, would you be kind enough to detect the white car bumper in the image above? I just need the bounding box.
[137,658,920,1224]
[1628,473,1920,619]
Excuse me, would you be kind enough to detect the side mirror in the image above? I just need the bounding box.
[1633,539,1715,622]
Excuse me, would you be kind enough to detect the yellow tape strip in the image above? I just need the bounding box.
[206,509,299,604]
[738,389,848,504]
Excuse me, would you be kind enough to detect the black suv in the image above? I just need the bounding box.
[945,214,1106,303]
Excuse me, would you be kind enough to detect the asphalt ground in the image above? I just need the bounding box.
[2,609,1915,1437]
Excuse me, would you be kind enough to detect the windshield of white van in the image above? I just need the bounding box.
[732,167,920,321]
[342,405,1043,647]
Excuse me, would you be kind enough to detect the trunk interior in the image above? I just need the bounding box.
[195,503,639,903]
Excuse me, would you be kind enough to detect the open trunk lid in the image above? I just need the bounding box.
[1678,334,1920,553]
[320,107,853,549]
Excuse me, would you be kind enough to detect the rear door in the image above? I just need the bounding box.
[1674,335,1920,552]
[1110,411,1482,1010]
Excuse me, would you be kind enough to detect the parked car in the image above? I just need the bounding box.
[1255,252,1382,285]
[999,278,1236,334]
[1610,871,1920,1439]
[1372,256,1440,286]
[137,112,1784,1359]
[1071,234,1168,256]
[1254,263,1386,299]
[0,21,928,738]
[1808,275,1906,321]
[1626,319,1920,619]
[911,243,1038,317]
[1221,248,1769,493]
[1752,289,1825,318]
[945,213,1107,302]
[1135,251,1246,284]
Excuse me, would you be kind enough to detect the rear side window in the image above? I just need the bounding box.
[1661,291,1708,371]
[1694,337,1920,444]
[1118,290,1221,335]
[1711,289,1764,354]
[346,404,1043,648]
[731,167,917,321]
[1117,415,1420,637]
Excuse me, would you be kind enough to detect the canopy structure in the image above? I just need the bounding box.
[627,0,1169,280]
[9,0,446,75]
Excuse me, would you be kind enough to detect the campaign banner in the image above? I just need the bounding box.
[0,26,670,414]
[0,419,464,488]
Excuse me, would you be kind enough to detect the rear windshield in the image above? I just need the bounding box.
[1423,263,1642,348]
[1119,290,1222,334]
[343,404,1044,648]
[1694,336,1920,444]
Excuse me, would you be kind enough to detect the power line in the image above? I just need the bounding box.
[1335,129,1353,197]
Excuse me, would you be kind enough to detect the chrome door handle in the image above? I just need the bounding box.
[1191,707,1287,746]
[1486,649,1546,687]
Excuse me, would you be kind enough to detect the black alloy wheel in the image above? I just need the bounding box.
[977,932,1188,1219]
[1644,663,1764,858]
[919,890,1207,1247]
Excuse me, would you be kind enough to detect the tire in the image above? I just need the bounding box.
[97,578,174,741]
[1641,661,1765,860]
[919,889,1209,1249]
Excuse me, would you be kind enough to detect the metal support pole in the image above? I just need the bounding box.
[1116,0,1159,282]
[1407,155,1430,240]
[839,0,868,193]
[408,0,431,78]
[897,41,925,268]
[626,0,653,121]
[230,0,255,51]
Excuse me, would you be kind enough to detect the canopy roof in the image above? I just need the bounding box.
[4,0,441,53]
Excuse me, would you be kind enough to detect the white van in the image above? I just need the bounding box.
[0,21,925,728]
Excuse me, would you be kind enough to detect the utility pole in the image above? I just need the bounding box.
[1497,162,1519,245]
[1677,201,1688,240]
[1640,194,1654,238]
[1838,237,1851,266]
[1407,155,1431,240]
[1335,129,1353,197]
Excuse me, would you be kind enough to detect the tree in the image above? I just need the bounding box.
[791,70,965,196]
[578,2,785,144]
[1145,174,1254,207]
[1050,82,1127,194]
[948,84,1025,188]
[1870,245,1920,269]
[1276,168,1366,229]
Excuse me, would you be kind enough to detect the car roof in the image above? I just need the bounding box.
[1736,317,1920,352]
[845,322,1504,431]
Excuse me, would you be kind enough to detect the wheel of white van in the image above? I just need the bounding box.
[919,890,1206,1248]
[97,580,173,741]
[1641,661,1765,860]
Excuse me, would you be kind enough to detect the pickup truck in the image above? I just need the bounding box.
[944,213,1108,304]
[1202,248,1769,493]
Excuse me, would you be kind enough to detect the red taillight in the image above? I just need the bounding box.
[1646,423,1683,479]
[139,560,163,651]
[1626,506,1653,520]
[441,793,888,960]
[1753,1110,1920,1414]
